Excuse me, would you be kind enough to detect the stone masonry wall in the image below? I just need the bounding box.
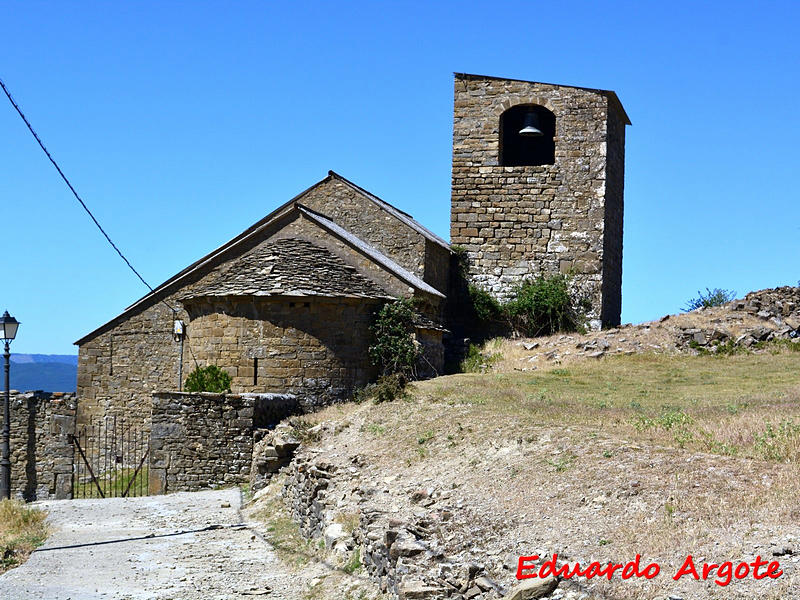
[77,300,185,430]
[300,176,428,281]
[4,391,76,501]
[300,174,451,295]
[148,391,254,494]
[183,296,382,409]
[450,74,626,328]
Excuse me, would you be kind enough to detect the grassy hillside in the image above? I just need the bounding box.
[289,346,800,599]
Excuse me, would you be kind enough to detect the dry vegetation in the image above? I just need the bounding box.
[246,477,390,600]
[0,500,48,573]
[296,345,800,599]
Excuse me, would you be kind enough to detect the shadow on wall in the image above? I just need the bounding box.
[182,297,383,407]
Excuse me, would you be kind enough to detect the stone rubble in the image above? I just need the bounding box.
[281,442,586,600]
[509,286,800,366]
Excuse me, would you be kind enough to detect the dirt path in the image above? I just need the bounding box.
[0,488,309,599]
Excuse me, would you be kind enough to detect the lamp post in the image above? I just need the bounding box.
[0,311,20,500]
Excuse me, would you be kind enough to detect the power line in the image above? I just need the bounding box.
[0,76,176,313]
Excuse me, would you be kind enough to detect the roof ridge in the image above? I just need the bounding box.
[75,171,446,345]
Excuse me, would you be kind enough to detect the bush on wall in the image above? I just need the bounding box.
[504,274,581,336]
[184,365,232,393]
[467,275,584,338]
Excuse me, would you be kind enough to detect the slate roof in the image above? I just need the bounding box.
[181,238,390,300]
[297,205,445,298]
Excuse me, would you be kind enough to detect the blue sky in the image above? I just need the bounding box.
[2,1,798,355]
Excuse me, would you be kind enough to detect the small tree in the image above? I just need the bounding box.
[184,365,232,393]
[368,298,418,378]
[683,288,736,312]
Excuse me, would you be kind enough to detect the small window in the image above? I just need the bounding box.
[499,104,555,166]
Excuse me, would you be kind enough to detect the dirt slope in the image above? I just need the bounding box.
[253,287,800,600]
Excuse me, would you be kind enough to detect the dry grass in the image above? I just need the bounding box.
[247,477,317,569]
[302,348,800,598]
[0,499,48,573]
[245,477,389,600]
[417,349,800,461]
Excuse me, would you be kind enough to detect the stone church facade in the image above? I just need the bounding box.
[76,73,628,425]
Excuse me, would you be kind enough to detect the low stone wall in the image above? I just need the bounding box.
[148,391,300,494]
[148,392,254,494]
[4,391,76,501]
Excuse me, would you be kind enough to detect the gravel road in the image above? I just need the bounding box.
[0,488,307,599]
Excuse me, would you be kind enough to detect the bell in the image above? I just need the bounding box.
[518,111,543,137]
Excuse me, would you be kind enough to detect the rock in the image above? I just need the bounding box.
[523,342,539,350]
[752,326,772,341]
[411,488,432,503]
[587,350,604,358]
[323,523,347,548]
[503,576,559,599]
[475,575,498,591]
[398,581,449,599]
[273,435,301,457]
[257,457,282,473]
[391,535,426,558]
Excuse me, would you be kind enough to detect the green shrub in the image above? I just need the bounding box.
[683,288,736,312]
[460,343,499,373]
[184,365,232,393]
[468,284,503,323]
[753,420,800,461]
[369,298,418,377]
[354,374,408,404]
[505,275,580,336]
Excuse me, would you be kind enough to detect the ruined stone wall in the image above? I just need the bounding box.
[450,74,626,328]
[4,391,76,501]
[148,391,254,494]
[183,296,381,408]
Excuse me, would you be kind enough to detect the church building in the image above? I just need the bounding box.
[75,73,629,427]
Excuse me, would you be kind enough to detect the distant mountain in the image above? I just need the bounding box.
[10,354,78,366]
[6,354,78,393]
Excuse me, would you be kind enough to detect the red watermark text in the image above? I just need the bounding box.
[517,554,783,587]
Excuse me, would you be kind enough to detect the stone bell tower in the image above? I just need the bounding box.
[450,73,630,329]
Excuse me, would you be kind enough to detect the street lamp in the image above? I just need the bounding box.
[0,310,20,500]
